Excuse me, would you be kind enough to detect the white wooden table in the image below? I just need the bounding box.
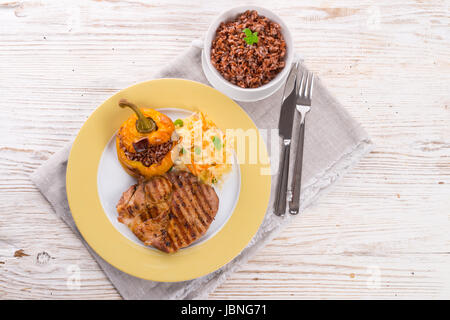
[0,0,449,299]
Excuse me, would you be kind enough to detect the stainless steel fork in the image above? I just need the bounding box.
[289,70,314,214]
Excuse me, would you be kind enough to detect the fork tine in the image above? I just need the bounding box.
[299,70,307,97]
[302,71,310,98]
[307,73,314,100]
[297,70,305,97]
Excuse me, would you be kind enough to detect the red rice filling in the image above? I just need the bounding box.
[122,140,173,167]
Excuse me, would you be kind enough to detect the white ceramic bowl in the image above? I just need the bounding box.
[201,6,294,102]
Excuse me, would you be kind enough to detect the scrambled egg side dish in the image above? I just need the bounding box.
[173,112,233,185]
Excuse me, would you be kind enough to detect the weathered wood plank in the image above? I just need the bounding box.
[0,0,449,299]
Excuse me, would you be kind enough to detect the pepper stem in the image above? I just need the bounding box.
[119,99,156,133]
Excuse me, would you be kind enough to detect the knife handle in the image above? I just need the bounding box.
[274,140,290,216]
[289,119,306,214]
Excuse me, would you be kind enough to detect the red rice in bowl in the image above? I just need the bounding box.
[210,10,287,89]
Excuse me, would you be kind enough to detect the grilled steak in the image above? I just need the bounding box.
[116,171,219,253]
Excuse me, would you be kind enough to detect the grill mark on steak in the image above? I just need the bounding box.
[194,184,215,224]
[169,199,193,243]
[146,175,171,205]
[172,219,187,250]
[144,176,172,219]
[146,178,158,204]
[187,180,212,227]
[170,173,209,230]
[165,221,179,249]
[185,185,209,228]
[117,170,219,253]
[169,171,216,228]
[170,201,195,244]
[184,181,216,226]
[164,224,178,249]
[172,188,194,243]
[169,175,195,225]
[172,189,203,236]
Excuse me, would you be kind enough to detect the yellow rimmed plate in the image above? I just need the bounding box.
[66,79,271,282]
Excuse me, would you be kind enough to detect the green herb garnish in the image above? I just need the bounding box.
[212,136,222,150]
[243,28,259,45]
[174,119,184,127]
[194,146,201,155]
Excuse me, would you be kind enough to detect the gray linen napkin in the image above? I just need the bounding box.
[31,44,373,299]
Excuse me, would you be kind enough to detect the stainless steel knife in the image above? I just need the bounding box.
[273,61,300,216]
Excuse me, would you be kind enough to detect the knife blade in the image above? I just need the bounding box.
[278,62,300,139]
[273,61,300,216]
